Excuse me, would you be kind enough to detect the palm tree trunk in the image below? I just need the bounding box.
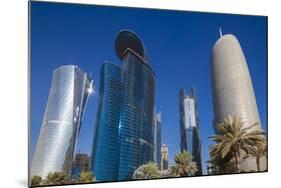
[256,157,260,171]
[234,152,240,173]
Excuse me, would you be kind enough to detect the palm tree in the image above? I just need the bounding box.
[44,172,69,185]
[208,153,236,174]
[170,150,198,177]
[248,137,267,171]
[78,171,95,183]
[132,161,160,179]
[209,116,264,173]
[31,175,42,186]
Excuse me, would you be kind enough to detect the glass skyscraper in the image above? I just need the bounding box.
[91,62,122,182]
[211,33,266,171]
[153,112,162,168]
[179,87,202,175]
[115,30,155,180]
[31,65,93,178]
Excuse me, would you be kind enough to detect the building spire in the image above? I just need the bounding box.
[219,28,223,38]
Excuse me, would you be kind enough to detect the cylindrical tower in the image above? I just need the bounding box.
[211,34,265,171]
[31,65,93,178]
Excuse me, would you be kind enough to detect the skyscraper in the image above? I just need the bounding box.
[161,144,168,170]
[31,65,93,178]
[115,30,155,180]
[72,153,91,179]
[153,112,162,168]
[211,33,266,171]
[179,87,202,175]
[92,62,122,182]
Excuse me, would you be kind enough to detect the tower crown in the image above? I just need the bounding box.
[115,30,146,60]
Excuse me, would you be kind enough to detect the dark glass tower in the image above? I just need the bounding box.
[115,30,155,180]
[91,62,122,181]
[179,87,202,175]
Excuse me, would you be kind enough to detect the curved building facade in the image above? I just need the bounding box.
[115,30,155,180]
[211,34,265,171]
[92,62,122,182]
[31,65,93,178]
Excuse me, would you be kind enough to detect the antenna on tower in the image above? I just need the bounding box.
[219,28,223,38]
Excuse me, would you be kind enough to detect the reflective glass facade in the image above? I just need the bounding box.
[118,49,155,180]
[92,63,122,182]
[31,65,93,178]
[179,88,202,175]
[153,112,162,167]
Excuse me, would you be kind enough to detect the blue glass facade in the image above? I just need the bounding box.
[91,30,155,181]
[118,49,155,180]
[179,87,202,175]
[91,63,122,182]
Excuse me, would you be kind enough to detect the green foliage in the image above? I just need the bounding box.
[78,171,95,183]
[170,150,198,177]
[208,153,236,174]
[31,175,42,186]
[246,136,267,171]
[209,116,265,173]
[132,161,161,179]
[43,172,69,185]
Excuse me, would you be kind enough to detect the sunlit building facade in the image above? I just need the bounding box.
[31,65,93,178]
[161,144,168,170]
[115,30,155,180]
[92,62,122,182]
[179,87,202,175]
[211,34,266,171]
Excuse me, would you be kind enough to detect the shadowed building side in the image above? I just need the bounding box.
[211,34,266,171]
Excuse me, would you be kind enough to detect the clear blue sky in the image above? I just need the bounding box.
[30,2,267,175]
